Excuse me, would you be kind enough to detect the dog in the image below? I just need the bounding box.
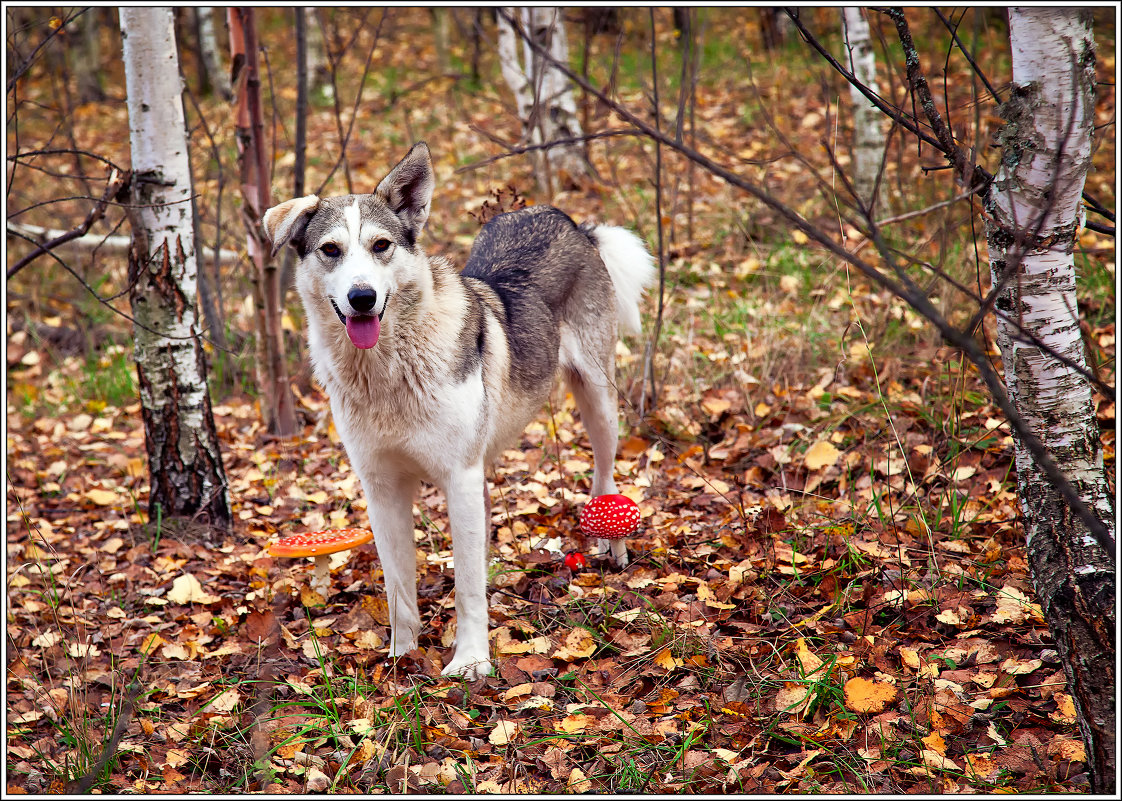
[263,142,654,679]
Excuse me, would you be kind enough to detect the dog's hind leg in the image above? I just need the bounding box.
[365,474,422,658]
[561,329,629,567]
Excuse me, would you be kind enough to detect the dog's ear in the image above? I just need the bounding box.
[375,142,434,244]
[262,195,320,258]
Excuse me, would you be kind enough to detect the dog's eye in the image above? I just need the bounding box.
[320,243,341,258]
[372,239,391,254]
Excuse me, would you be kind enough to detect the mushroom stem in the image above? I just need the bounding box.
[311,555,331,596]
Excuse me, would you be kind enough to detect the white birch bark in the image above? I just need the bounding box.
[197,7,231,99]
[841,7,884,209]
[496,7,587,194]
[120,6,229,527]
[984,7,1113,789]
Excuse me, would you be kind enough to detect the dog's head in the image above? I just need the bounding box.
[262,142,435,349]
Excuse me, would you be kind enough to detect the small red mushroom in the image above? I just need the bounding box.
[564,551,588,571]
[580,494,640,540]
[269,528,373,596]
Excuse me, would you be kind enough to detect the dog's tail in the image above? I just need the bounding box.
[582,224,657,335]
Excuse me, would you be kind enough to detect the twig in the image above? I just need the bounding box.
[6,169,128,278]
[66,677,142,793]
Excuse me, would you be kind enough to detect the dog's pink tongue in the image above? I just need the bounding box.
[345,315,381,349]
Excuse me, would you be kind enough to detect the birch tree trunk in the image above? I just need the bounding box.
[229,7,298,437]
[840,7,885,211]
[196,7,231,100]
[120,6,231,530]
[496,7,588,195]
[984,8,1114,791]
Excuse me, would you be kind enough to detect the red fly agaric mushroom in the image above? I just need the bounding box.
[580,494,640,565]
[269,528,372,596]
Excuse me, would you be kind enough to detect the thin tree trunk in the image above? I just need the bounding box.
[72,7,104,103]
[120,6,230,530]
[984,8,1114,792]
[229,7,297,436]
[280,7,309,298]
[840,7,884,212]
[197,7,230,100]
[496,7,587,196]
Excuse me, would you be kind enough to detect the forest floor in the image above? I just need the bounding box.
[5,7,1116,794]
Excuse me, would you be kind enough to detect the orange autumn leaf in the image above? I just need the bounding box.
[843,677,898,714]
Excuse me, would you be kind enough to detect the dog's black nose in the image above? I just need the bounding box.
[348,287,378,314]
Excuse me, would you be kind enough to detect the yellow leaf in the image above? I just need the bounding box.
[488,719,519,745]
[922,731,947,755]
[558,713,595,733]
[653,646,682,671]
[1050,693,1077,724]
[803,439,841,471]
[554,628,596,661]
[951,465,976,482]
[567,767,592,793]
[843,676,898,714]
[166,573,221,605]
[354,630,383,651]
[85,488,119,506]
[793,638,825,678]
[140,632,166,655]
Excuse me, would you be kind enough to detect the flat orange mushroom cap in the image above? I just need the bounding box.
[269,528,373,558]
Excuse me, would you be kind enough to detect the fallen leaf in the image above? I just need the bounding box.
[488,719,519,745]
[567,767,591,793]
[804,439,841,470]
[166,573,220,605]
[843,677,897,714]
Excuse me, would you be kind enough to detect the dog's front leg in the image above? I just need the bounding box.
[441,464,492,680]
[365,475,422,658]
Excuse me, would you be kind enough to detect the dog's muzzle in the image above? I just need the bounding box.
[330,295,388,325]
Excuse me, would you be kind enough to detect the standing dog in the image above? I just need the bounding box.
[263,142,654,679]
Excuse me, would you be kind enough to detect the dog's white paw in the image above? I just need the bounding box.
[386,637,419,659]
[441,653,492,681]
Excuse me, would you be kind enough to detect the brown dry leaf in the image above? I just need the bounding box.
[208,688,241,713]
[305,767,330,792]
[1048,736,1086,762]
[843,677,897,714]
[775,681,816,718]
[922,749,961,772]
[1000,656,1043,676]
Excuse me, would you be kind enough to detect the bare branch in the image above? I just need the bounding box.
[6,168,129,278]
